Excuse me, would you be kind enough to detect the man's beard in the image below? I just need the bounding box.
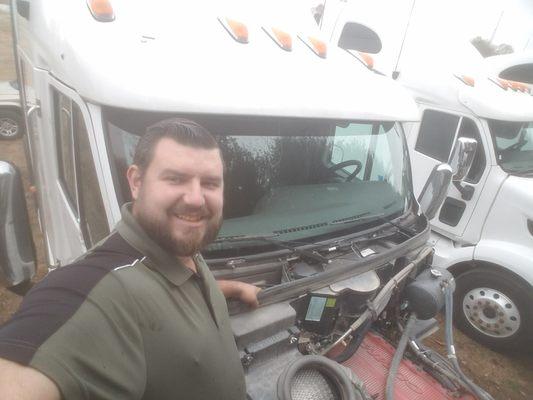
[136,206,222,257]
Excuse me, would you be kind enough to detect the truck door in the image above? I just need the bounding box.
[408,107,489,242]
[18,62,110,267]
[46,78,111,264]
[18,59,58,265]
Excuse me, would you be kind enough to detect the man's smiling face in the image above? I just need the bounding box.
[128,137,224,256]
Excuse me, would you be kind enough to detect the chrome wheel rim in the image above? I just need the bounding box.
[462,287,521,338]
[0,117,19,137]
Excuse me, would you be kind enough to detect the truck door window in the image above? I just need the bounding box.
[73,103,110,247]
[53,90,78,215]
[415,110,460,162]
[456,117,486,183]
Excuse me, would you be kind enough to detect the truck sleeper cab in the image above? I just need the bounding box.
[318,0,533,352]
[0,0,487,399]
[400,67,533,352]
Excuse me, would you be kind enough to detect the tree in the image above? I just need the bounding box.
[471,36,514,57]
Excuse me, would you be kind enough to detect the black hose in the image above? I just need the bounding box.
[332,319,373,363]
[444,284,494,400]
[385,313,417,400]
[277,355,360,400]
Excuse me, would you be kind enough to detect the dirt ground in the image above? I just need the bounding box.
[1,6,532,400]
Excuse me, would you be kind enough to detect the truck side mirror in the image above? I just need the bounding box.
[448,137,477,182]
[0,161,36,291]
[417,163,453,220]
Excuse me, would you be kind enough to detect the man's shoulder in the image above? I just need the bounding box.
[0,232,146,366]
[45,231,144,285]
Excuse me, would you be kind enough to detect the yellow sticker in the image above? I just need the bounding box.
[325,298,336,308]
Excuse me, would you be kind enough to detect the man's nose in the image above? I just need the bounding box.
[182,180,206,208]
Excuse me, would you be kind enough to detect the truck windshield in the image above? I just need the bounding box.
[104,109,413,255]
[489,120,533,175]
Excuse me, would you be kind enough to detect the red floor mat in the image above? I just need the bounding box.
[339,332,476,400]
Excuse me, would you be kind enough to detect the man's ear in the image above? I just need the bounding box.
[126,165,143,201]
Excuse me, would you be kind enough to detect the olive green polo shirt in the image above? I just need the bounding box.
[0,204,246,400]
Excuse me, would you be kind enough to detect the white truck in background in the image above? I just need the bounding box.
[319,1,533,351]
[484,51,533,92]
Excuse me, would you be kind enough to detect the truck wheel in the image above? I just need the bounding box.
[0,109,24,140]
[454,268,533,352]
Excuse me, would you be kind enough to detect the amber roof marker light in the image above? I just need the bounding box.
[490,77,531,93]
[86,0,115,22]
[263,27,292,51]
[298,35,327,58]
[454,74,475,87]
[357,52,374,69]
[219,17,249,44]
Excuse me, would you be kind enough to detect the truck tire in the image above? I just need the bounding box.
[454,267,533,352]
[0,109,24,140]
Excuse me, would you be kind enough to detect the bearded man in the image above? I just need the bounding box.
[0,118,259,400]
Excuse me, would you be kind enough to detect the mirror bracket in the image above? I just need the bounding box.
[453,181,474,201]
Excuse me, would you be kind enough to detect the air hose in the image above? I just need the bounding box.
[385,313,418,400]
[443,284,494,400]
[332,319,373,363]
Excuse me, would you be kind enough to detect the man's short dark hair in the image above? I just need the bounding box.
[133,118,220,172]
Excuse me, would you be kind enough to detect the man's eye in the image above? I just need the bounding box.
[203,181,220,189]
[165,176,182,183]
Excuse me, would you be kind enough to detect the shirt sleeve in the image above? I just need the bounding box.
[0,264,146,400]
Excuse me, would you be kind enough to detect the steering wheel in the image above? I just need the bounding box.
[327,160,363,182]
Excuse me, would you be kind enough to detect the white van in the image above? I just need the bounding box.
[1,1,488,399]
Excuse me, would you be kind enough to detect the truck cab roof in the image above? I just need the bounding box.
[18,0,419,121]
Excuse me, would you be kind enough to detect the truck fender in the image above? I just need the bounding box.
[472,239,533,288]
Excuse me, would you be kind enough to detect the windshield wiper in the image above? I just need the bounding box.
[214,234,329,265]
[330,212,416,238]
[329,212,385,225]
[215,233,280,243]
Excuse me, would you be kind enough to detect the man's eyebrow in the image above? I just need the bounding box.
[202,175,223,184]
[159,169,190,177]
[159,169,222,182]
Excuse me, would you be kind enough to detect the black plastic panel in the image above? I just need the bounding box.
[438,197,466,227]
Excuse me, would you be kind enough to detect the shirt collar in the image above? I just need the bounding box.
[116,202,194,286]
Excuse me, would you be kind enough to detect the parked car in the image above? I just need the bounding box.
[0,80,24,140]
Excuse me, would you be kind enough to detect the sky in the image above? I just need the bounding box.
[457,0,533,51]
[308,0,533,52]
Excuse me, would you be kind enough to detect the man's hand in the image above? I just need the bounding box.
[0,358,61,400]
[217,280,261,308]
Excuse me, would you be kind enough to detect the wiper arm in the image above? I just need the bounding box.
[215,233,280,243]
[215,234,329,265]
[330,212,416,238]
[329,212,385,225]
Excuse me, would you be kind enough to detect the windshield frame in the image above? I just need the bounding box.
[102,108,417,258]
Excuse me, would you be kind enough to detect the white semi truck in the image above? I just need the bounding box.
[320,0,533,351]
[0,1,490,399]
